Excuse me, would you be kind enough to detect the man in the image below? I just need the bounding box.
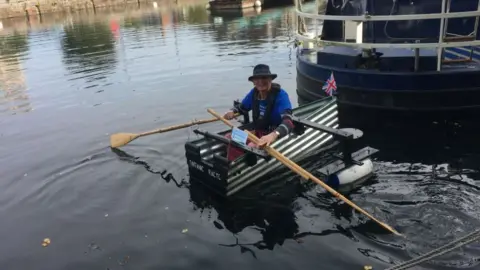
[223,64,295,161]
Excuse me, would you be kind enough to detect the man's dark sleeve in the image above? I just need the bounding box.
[275,109,294,138]
[274,92,294,138]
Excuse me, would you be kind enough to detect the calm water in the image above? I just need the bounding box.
[1,2,480,270]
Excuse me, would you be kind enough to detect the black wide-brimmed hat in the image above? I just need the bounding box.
[248,64,277,81]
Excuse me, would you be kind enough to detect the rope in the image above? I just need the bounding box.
[384,229,480,270]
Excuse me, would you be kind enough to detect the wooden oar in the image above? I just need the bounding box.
[207,108,402,236]
[110,114,238,148]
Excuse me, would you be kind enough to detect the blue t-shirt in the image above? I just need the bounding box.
[240,88,292,127]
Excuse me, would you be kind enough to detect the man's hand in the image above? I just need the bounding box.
[223,111,236,120]
[256,132,278,148]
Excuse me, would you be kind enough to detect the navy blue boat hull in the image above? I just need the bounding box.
[296,53,480,112]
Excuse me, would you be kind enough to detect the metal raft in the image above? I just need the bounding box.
[184,96,379,196]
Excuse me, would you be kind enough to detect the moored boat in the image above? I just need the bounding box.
[294,0,480,114]
[206,0,263,10]
[184,96,379,196]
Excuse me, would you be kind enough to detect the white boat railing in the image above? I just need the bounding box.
[294,0,480,71]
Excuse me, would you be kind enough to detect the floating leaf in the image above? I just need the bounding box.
[42,238,51,247]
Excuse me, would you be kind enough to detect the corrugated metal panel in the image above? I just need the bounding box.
[186,96,339,196]
[226,98,338,195]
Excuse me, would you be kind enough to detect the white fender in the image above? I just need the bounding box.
[325,158,374,188]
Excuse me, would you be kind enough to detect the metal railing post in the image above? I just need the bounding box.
[437,0,447,71]
[470,0,480,60]
[314,0,319,46]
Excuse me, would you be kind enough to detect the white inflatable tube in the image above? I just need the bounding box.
[325,158,374,188]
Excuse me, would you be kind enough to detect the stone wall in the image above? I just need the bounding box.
[0,0,155,19]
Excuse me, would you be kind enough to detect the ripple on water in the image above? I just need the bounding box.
[353,161,480,269]
[402,205,480,269]
[7,149,114,214]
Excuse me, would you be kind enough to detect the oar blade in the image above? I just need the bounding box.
[110,133,139,148]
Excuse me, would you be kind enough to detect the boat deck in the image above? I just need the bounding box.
[299,45,480,72]
[443,46,480,69]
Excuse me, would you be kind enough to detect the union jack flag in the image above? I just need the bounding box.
[322,72,337,96]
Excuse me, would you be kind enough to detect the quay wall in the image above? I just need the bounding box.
[0,0,301,19]
[0,0,206,19]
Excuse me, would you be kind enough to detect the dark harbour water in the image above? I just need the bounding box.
[1,2,480,270]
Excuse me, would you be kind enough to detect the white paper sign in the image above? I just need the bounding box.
[231,127,248,145]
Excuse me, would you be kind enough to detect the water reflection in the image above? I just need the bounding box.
[188,178,300,257]
[61,22,117,83]
[111,143,372,257]
[182,4,211,24]
[0,3,298,115]
[110,145,305,248]
[0,31,31,115]
[191,178,367,257]
[0,31,28,57]
[121,5,210,30]
[205,8,293,54]
[118,4,293,54]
